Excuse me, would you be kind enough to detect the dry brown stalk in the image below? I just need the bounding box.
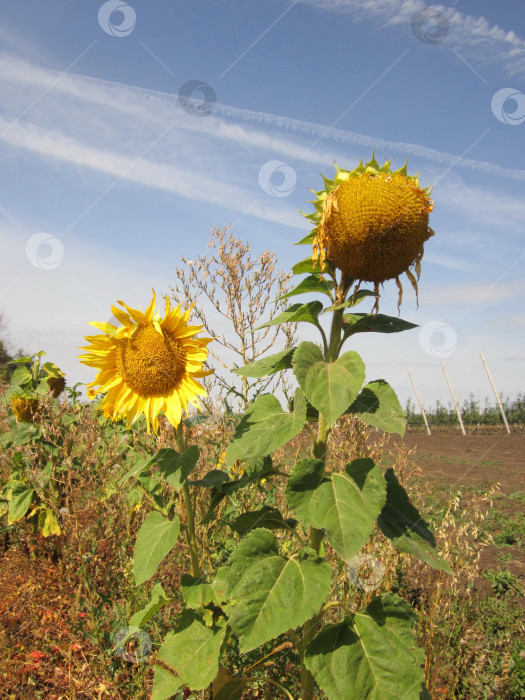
[170,225,297,413]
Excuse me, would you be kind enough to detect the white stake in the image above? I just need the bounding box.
[480,353,511,434]
[440,360,466,435]
[407,366,431,435]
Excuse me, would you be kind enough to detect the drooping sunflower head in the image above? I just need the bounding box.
[47,374,66,398]
[306,155,434,307]
[11,396,40,423]
[79,291,213,433]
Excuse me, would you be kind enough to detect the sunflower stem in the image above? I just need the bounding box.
[175,422,202,578]
[300,300,346,700]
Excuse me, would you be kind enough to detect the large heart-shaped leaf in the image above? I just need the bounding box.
[286,459,386,560]
[305,353,365,427]
[349,380,406,436]
[227,529,331,653]
[378,469,452,573]
[305,594,425,700]
[133,511,180,585]
[225,389,306,466]
[158,611,226,691]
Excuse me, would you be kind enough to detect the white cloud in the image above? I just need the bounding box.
[298,0,525,79]
[2,53,525,183]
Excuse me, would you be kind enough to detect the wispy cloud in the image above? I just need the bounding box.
[298,0,525,79]
[2,53,525,182]
[1,52,524,238]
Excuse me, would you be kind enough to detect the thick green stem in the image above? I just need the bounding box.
[175,422,201,578]
[301,304,347,700]
[182,483,201,577]
[313,414,331,461]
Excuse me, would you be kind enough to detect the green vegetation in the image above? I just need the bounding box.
[406,393,525,428]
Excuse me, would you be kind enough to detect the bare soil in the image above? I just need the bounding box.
[385,429,524,494]
[385,429,525,603]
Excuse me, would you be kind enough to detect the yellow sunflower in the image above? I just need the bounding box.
[306,155,434,307]
[79,291,213,433]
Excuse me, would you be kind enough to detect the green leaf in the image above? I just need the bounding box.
[278,275,333,301]
[225,388,306,466]
[349,380,406,436]
[9,366,33,389]
[292,341,323,391]
[256,301,323,329]
[227,529,331,653]
[38,508,61,537]
[133,511,180,585]
[41,361,63,378]
[286,459,386,560]
[233,348,295,378]
[181,574,219,609]
[120,447,199,489]
[228,506,296,536]
[190,469,230,487]
[343,313,417,337]
[211,567,229,603]
[158,611,226,690]
[212,669,246,700]
[294,232,316,247]
[154,446,200,491]
[151,666,183,700]
[8,481,34,523]
[129,583,172,628]
[297,347,366,426]
[378,469,453,573]
[284,458,325,523]
[305,593,424,700]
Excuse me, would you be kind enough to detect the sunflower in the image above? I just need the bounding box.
[11,397,40,423]
[305,155,434,307]
[79,291,213,433]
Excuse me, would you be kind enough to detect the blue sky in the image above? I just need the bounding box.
[0,0,524,411]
